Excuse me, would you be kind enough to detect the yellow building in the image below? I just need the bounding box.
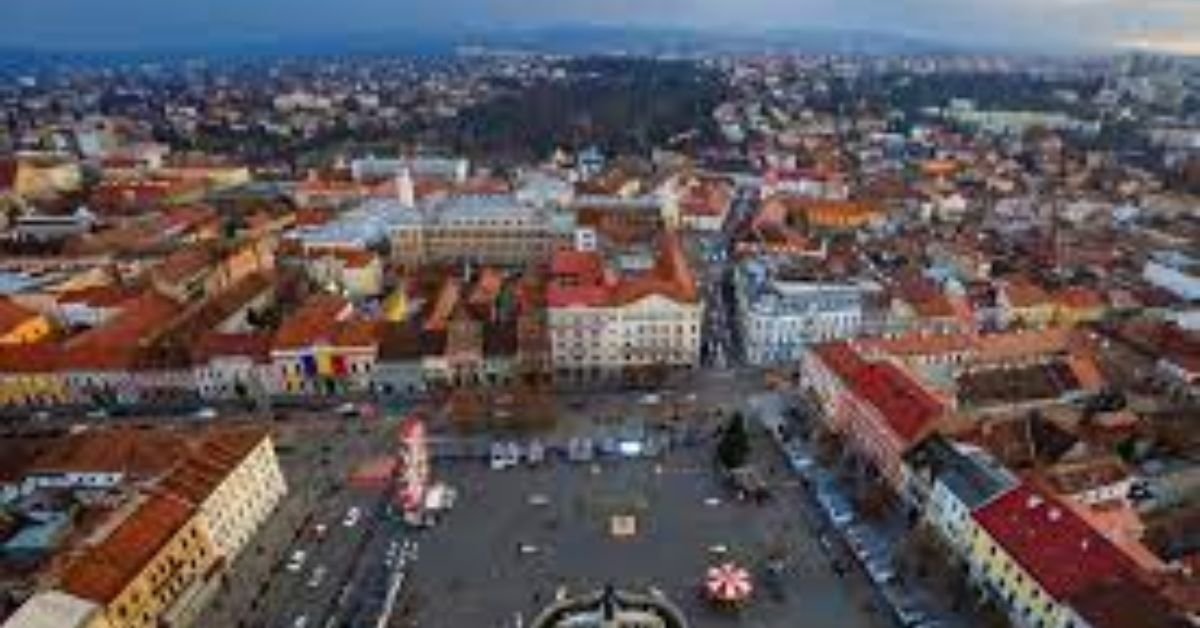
[1000,278,1057,329]
[158,428,287,561]
[11,156,83,199]
[1052,287,1107,327]
[0,344,68,408]
[967,484,1141,628]
[0,298,53,345]
[60,494,220,628]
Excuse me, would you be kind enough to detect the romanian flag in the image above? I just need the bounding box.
[316,351,333,377]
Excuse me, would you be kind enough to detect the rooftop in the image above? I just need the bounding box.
[0,297,43,336]
[973,483,1137,600]
[814,343,943,446]
[0,591,103,628]
[547,232,698,309]
[272,295,352,351]
[60,493,196,604]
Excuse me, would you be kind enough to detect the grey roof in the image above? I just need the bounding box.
[922,437,1018,509]
[1,591,103,628]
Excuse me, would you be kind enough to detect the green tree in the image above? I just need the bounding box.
[717,412,751,469]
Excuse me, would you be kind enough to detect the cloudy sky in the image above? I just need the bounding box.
[3,0,1198,54]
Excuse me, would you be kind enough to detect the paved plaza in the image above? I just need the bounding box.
[393,424,890,628]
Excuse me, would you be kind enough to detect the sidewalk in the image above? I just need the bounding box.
[752,392,977,628]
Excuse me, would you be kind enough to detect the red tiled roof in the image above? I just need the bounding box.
[153,244,215,285]
[1005,277,1053,308]
[158,427,269,504]
[56,284,140,309]
[0,342,60,373]
[1056,286,1106,310]
[60,493,196,604]
[973,483,1138,600]
[1068,577,1188,628]
[0,159,16,190]
[547,233,698,308]
[815,343,942,445]
[272,295,351,351]
[190,332,272,364]
[28,427,191,477]
[59,291,182,370]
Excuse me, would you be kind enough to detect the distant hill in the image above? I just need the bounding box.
[0,24,1068,71]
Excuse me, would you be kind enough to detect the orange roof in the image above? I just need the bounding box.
[1005,277,1053,308]
[59,291,182,370]
[425,278,462,332]
[272,295,351,351]
[28,427,191,478]
[679,176,733,217]
[760,195,883,230]
[547,232,698,308]
[60,494,196,604]
[333,319,380,348]
[56,285,140,309]
[0,342,60,373]
[158,427,269,504]
[190,332,272,363]
[153,245,215,285]
[1055,287,1106,310]
[0,297,43,335]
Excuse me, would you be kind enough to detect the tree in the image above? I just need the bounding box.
[716,412,751,469]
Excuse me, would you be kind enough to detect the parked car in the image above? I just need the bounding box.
[307,565,327,588]
[286,550,307,573]
[193,407,218,420]
[342,506,361,528]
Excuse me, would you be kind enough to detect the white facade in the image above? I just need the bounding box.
[192,435,288,561]
[736,262,879,365]
[1143,253,1200,302]
[549,294,702,380]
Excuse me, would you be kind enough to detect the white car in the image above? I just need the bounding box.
[528,494,550,507]
[307,565,327,588]
[292,616,309,628]
[286,550,307,572]
[193,407,218,420]
[343,506,361,528]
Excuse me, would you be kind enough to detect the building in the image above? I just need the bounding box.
[547,233,702,385]
[0,297,53,345]
[967,483,1141,628]
[270,295,379,395]
[1,591,111,628]
[157,428,286,562]
[189,332,273,403]
[297,247,384,298]
[801,343,944,493]
[1000,277,1059,329]
[420,195,564,266]
[667,174,734,232]
[905,436,1018,556]
[1142,251,1200,303]
[59,493,220,628]
[349,155,469,183]
[735,260,881,365]
[758,196,884,232]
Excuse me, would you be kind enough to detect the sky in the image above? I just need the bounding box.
[2,0,1198,54]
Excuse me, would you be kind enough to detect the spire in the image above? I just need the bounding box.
[398,167,415,208]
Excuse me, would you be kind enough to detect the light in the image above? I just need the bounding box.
[618,440,643,457]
